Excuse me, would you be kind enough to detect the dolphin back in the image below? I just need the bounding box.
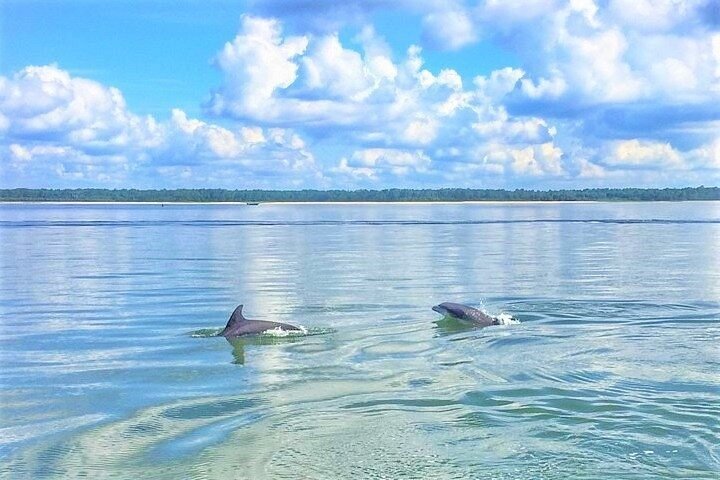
[219,304,303,338]
[434,302,497,327]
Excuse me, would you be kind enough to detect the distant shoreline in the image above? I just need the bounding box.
[1,187,718,203]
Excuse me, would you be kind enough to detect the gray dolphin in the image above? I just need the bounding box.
[219,305,303,338]
[432,302,500,328]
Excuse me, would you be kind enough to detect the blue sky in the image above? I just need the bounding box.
[1,0,718,189]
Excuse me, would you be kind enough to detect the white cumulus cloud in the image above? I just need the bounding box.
[0,65,319,187]
[4,3,719,188]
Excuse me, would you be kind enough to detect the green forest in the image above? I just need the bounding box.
[1,186,718,202]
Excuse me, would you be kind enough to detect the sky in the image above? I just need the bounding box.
[0,0,718,189]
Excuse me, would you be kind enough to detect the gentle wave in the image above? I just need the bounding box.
[189,326,335,338]
[1,218,718,227]
[3,202,718,479]
[189,328,224,338]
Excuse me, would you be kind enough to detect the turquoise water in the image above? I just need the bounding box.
[1,202,718,479]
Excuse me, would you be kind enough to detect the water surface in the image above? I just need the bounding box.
[1,202,719,478]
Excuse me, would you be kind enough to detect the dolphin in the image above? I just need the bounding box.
[432,302,500,328]
[219,305,303,338]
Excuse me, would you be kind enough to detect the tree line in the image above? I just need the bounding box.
[0,186,718,202]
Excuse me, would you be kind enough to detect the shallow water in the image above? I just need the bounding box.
[1,202,718,479]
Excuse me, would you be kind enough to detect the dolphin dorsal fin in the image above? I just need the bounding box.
[225,304,246,330]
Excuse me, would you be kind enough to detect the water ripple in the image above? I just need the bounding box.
[2,203,719,479]
[2,218,719,228]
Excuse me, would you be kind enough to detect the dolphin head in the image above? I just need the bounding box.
[432,302,465,317]
[432,302,472,320]
[432,304,449,315]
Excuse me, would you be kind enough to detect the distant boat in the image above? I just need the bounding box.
[246,202,260,206]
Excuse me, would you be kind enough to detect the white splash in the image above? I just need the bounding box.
[261,325,308,337]
[493,312,521,325]
[476,299,519,325]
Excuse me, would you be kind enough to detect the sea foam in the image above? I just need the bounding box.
[493,312,521,325]
[261,325,309,337]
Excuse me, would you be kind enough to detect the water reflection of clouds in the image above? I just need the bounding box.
[2,202,719,477]
[2,211,140,330]
[202,202,719,327]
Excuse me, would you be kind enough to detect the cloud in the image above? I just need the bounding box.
[468,0,720,183]
[249,0,478,51]
[0,65,319,187]
[208,16,309,120]
[466,141,565,177]
[201,10,718,186]
[300,34,376,100]
[248,0,392,33]
[602,137,720,172]
[689,137,720,170]
[0,64,163,153]
[3,4,719,188]
[207,16,571,182]
[490,1,720,115]
[331,158,376,179]
[606,0,714,33]
[2,142,132,183]
[576,158,607,179]
[350,148,431,175]
[208,16,409,127]
[331,148,432,182]
[421,5,477,51]
[604,139,684,169]
[244,0,720,115]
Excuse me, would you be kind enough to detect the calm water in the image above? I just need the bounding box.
[1,202,718,479]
